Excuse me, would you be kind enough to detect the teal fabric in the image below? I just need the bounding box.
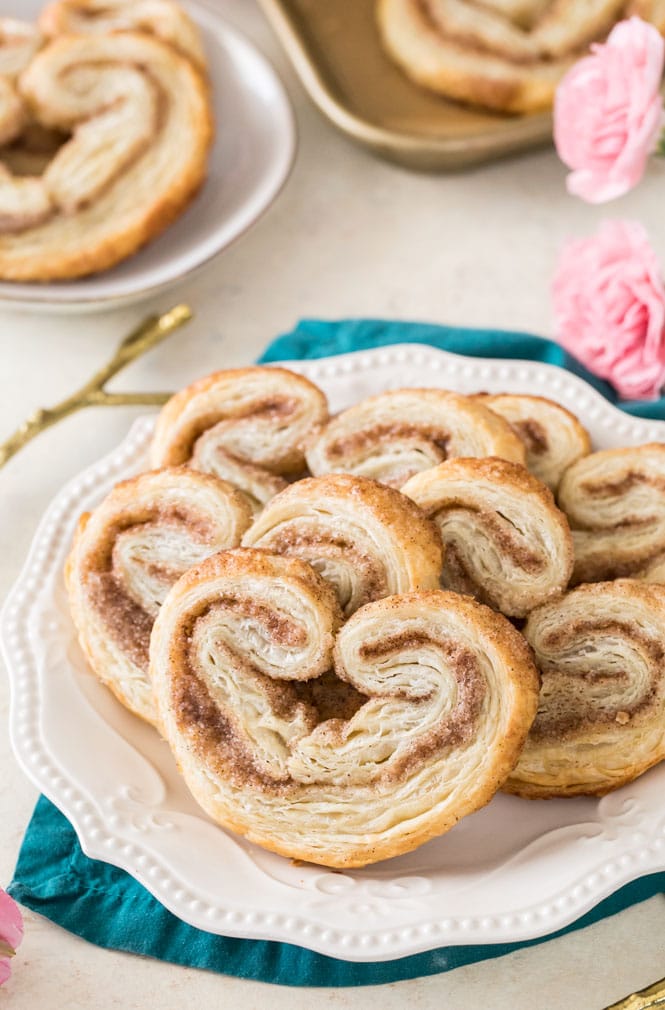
[10,318,665,986]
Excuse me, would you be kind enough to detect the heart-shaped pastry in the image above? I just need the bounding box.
[505,580,665,796]
[151,367,329,514]
[150,547,539,867]
[403,456,573,617]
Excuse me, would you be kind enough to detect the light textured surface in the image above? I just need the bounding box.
[2,0,665,1005]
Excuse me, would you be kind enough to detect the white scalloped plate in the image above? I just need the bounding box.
[5,345,665,962]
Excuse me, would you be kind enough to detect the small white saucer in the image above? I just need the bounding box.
[0,0,296,313]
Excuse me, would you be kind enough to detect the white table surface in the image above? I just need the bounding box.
[2,2,665,1007]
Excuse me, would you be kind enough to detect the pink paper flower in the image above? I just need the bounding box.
[0,889,23,986]
[554,17,665,203]
[552,220,665,399]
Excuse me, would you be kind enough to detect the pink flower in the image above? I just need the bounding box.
[554,17,665,203]
[0,889,23,986]
[552,220,665,399]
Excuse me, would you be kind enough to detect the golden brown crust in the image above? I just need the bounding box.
[306,386,525,489]
[242,473,444,616]
[557,444,665,584]
[65,466,252,726]
[0,31,212,281]
[505,580,665,797]
[150,553,539,867]
[477,393,591,492]
[403,456,573,617]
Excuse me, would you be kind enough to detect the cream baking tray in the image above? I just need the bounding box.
[258,0,553,170]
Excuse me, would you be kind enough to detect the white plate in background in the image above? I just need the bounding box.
[4,346,665,961]
[0,0,296,313]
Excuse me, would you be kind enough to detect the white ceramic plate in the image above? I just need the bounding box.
[5,345,665,962]
[0,0,295,313]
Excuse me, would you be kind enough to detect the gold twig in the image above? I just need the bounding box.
[0,303,191,469]
[604,976,665,1009]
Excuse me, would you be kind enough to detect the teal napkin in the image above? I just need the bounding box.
[9,318,665,987]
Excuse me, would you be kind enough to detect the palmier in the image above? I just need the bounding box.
[477,393,591,491]
[505,580,665,797]
[150,548,539,867]
[305,387,525,489]
[403,457,573,617]
[242,473,443,616]
[65,467,252,725]
[558,444,665,583]
[151,367,329,513]
[376,0,664,113]
[0,30,211,279]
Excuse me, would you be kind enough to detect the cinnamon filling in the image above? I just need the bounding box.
[176,622,486,792]
[326,423,450,462]
[513,418,549,456]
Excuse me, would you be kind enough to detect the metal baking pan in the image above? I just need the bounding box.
[258,0,553,171]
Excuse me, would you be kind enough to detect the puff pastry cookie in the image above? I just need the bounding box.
[152,367,329,513]
[242,473,443,616]
[558,444,665,584]
[65,467,252,725]
[505,580,665,797]
[376,0,665,113]
[306,388,525,489]
[0,19,42,145]
[150,548,539,867]
[403,457,573,617]
[39,0,206,69]
[477,393,591,492]
[0,29,211,279]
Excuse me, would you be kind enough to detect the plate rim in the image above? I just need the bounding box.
[5,342,665,962]
[0,0,297,310]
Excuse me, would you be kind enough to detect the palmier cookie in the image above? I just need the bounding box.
[305,387,525,489]
[558,444,665,584]
[65,467,252,725]
[151,367,329,514]
[376,0,664,114]
[505,580,665,797]
[150,548,540,867]
[242,473,443,617]
[0,31,211,279]
[0,19,42,146]
[39,0,206,70]
[403,457,573,618]
[476,393,591,492]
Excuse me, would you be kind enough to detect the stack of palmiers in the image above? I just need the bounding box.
[66,364,665,867]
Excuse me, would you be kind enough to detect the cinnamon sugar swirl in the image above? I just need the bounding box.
[403,457,573,616]
[505,580,665,797]
[476,394,591,492]
[305,388,524,489]
[151,367,329,514]
[376,0,665,113]
[150,548,539,867]
[65,467,252,725]
[558,444,665,584]
[242,473,443,617]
